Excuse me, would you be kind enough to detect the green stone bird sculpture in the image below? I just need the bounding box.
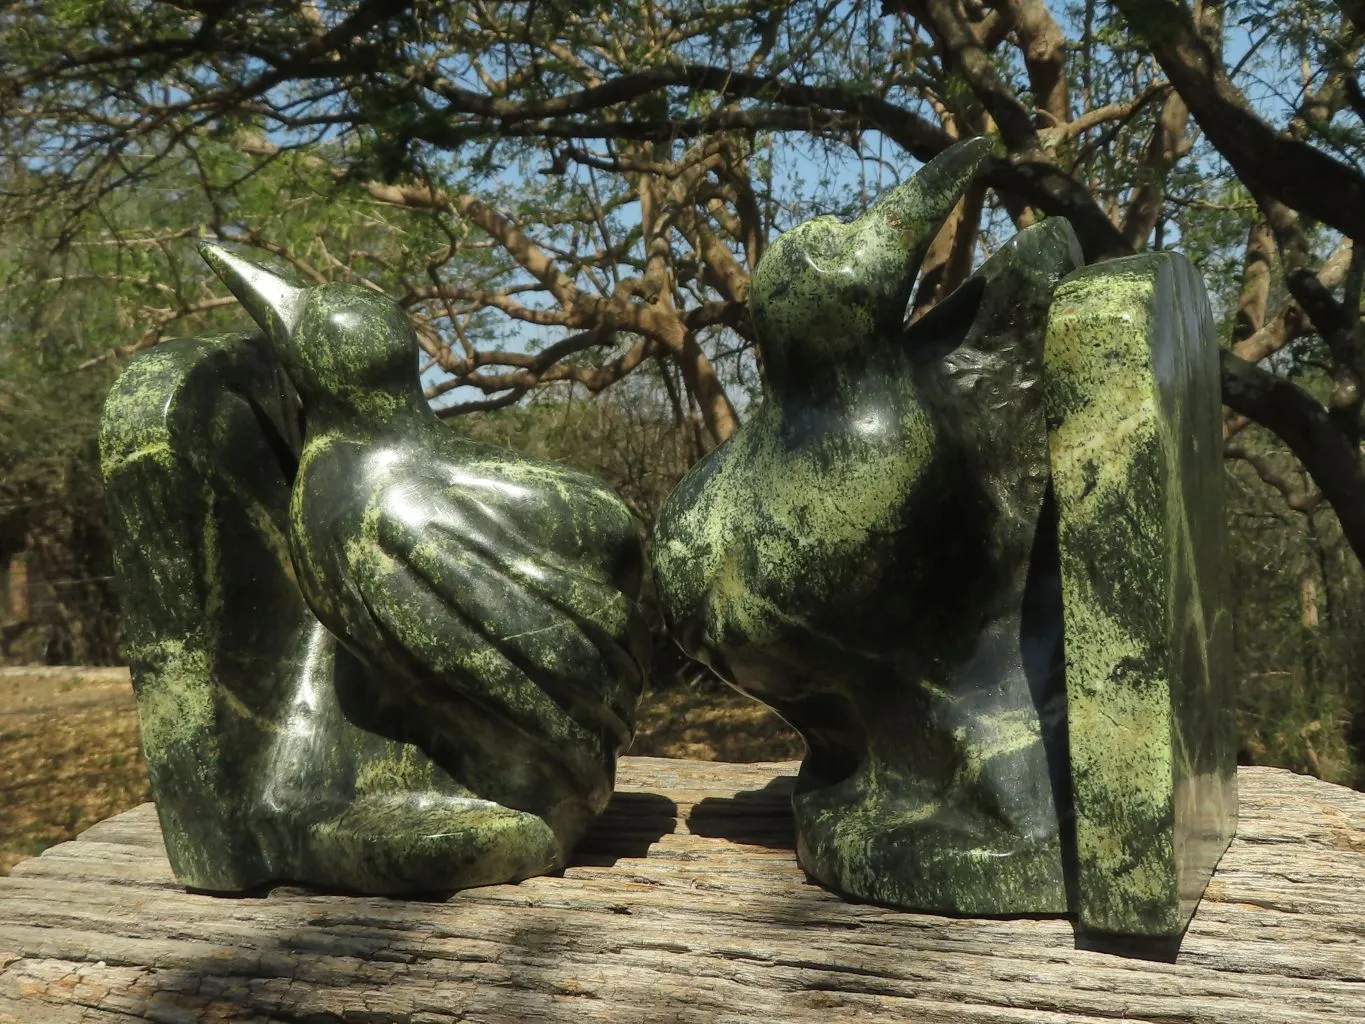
[652,138,1086,915]
[197,241,650,887]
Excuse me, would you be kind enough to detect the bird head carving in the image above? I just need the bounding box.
[199,242,424,421]
[749,136,993,397]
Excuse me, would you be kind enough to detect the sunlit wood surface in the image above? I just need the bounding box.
[1,757,1362,1023]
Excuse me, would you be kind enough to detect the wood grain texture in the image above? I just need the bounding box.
[1,758,1362,1024]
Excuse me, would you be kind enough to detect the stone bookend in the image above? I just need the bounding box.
[652,137,1237,938]
[653,138,1083,915]
[101,249,650,895]
[1045,253,1237,937]
[100,139,1233,937]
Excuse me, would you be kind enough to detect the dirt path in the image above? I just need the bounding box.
[0,667,134,715]
[0,668,148,875]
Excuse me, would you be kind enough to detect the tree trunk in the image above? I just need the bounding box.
[5,556,27,625]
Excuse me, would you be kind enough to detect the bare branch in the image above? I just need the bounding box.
[1113,0,1365,244]
[1038,81,1171,148]
[1231,240,1354,364]
[1221,350,1365,563]
[1224,444,1325,513]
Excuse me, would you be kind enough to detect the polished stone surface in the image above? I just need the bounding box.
[652,138,1236,934]
[100,248,649,895]
[1044,253,1237,937]
[100,145,1235,931]
[652,139,1087,914]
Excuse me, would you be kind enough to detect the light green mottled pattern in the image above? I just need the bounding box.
[659,139,997,647]
[102,333,298,888]
[1044,253,1237,937]
[187,241,648,889]
[654,398,938,652]
[101,332,565,894]
[252,622,562,893]
[654,142,1083,917]
[749,137,993,392]
[285,414,645,843]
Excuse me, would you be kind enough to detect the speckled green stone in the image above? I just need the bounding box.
[1044,253,1237,938]
[653,139,1085,914]
[101,332,505,893]
[101,247,649,895]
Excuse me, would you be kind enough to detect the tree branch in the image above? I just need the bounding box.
[1221,350,1365,563]
[1230,239,1353,363]
[1112,0,1365,244]
[987,0,1070,127]
[1224,445,1325,513]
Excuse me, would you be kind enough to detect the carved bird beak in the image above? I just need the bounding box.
[856,135,995,296]
[198,240,307,344]
[747,136,994,353]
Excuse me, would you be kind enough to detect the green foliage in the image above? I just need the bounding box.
[0,364,119,663]
[0,135,499,664]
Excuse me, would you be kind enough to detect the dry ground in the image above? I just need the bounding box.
[0,667,802,875]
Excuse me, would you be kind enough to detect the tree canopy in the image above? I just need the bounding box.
[3,1,1360,438]
[1,0,1364,781]
[5,0,1365,537]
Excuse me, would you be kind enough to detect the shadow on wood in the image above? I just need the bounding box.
[573,790,679,864]
[685,774,796,849]
[0,757,1362,1023]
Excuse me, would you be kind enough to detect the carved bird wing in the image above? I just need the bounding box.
[328,455,647,798]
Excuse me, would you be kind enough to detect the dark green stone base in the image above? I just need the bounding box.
[793,766,1070,914]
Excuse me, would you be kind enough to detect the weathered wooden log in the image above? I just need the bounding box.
[1,757,1362,1023]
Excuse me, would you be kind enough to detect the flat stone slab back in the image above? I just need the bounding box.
[1046,252,1237,937]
